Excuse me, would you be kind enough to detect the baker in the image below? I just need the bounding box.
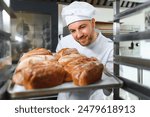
[56,1,114,100]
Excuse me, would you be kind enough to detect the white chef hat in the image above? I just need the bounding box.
[62,1,95,26]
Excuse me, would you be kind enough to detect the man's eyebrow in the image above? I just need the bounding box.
[69,29,75,33]
[79,24,86,27]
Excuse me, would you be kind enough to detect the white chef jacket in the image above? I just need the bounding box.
[56,31,114,100]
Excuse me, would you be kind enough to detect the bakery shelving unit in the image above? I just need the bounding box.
[112,0,150,99]
[0,1,14,99]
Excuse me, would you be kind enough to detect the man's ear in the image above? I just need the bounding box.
[91,18,96,27]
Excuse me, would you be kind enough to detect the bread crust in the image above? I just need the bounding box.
[55,48,79,60]
[20,48,52,61]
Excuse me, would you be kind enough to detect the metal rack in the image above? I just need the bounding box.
[113,0,150,100]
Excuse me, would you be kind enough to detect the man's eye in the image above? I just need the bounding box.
[70,30,75,33]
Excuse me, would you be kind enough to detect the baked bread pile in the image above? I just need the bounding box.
[12,48,104,90]
[12,48,66,90]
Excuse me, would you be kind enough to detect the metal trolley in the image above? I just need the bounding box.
[112,0,150,100]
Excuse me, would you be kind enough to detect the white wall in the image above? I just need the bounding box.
[94,7,113,22]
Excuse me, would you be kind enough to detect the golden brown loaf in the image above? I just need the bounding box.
[64,57,104,86]
[20,48,52,61]
[59,55,87,82]
[12,55,56,85]
[56,48,86,82]
[55,48,79,60]
[17,55,55,71]
[58,54,85,66]
[23,61,66,89]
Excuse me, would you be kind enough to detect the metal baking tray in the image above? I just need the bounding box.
[7,72,123,99]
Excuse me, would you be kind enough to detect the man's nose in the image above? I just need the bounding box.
[76,30,83,39]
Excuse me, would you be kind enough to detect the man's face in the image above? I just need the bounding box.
[68,19,96,46]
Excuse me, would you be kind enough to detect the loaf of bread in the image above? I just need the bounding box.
[20,48,52,61]
[56,48,86,81]
[58,55,86,82]
[58,54,85,66]
[55,48,79,60]
[23,61,66,89]
[12,48,66,89]
[64,57,104,86]
[56,48,104,84]
[13,55,56,85]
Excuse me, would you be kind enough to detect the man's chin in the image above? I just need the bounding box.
[78,42,89,46]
